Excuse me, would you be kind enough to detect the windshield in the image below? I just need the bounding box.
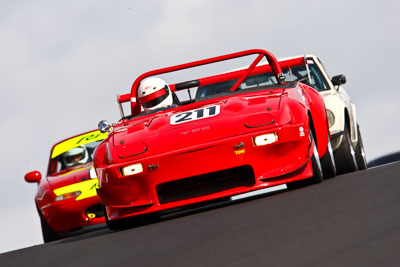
[195,71,280,99]
[195,61,329,99]
[48,140,103,174]
[48,130,108,175]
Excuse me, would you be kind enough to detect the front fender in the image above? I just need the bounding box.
[320,88,358,149]
[302,84,330,158]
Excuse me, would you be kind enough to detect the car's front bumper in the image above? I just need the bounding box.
[98,122,314,221]
[41,196,105,233]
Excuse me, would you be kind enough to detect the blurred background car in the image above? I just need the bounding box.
[24,129,108,242]
[278,55,367,174]
[217,55,367,175]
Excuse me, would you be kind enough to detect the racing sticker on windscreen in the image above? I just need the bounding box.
[170,105,220,125]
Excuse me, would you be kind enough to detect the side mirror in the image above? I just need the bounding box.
[98,120,111,133]
[25,171,42,183]
[331,74,346,86]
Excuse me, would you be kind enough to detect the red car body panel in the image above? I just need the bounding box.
[94,49,330,222]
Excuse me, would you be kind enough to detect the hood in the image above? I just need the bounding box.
[112,90,284,161]
[47,164,95,190]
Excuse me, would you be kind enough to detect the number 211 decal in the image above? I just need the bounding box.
[170,105,220,125]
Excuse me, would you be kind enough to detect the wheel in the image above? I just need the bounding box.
[37,207,60,243]
[355,124,367,170]
[288,127,322,190]
[320,134,336,179]
[103,204,127,230]
[103,205,160,230]
[334,123,358,175]
[309,128,323,184]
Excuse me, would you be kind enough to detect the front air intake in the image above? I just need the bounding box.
[156,165,255,204]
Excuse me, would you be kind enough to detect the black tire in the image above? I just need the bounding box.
[103,205,160,230]
[288,127,322,189]
[37,207,60,243]
[103,204,127,230]
[320,134,336,179]
[355,124,367,170]
[334,123,358,175]
[309,128,323,183]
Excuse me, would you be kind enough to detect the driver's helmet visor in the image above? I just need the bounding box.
[65,153,84,164]
[141,85,170,109]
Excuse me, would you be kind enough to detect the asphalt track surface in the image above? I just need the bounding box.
[2,162,400,267]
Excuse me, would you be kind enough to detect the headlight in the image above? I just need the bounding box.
[326,110,335,128]
[55,191,81,201]
[253,133,278,146]
[121,163,143,177]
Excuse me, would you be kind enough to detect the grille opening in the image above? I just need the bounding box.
[156,165,255,204]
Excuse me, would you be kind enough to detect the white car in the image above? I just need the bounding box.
[124,53,366,177]
[218,54,367,176]
[276,55,367,175]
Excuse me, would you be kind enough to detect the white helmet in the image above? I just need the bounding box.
[138,77,173,111]
[63,146,88,168]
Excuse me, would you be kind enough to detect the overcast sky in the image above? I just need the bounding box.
[1,0,399,253]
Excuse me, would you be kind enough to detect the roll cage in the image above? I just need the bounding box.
[117,49,286,118]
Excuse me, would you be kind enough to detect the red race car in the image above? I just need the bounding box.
[25,129,108,242]
[94,49,336,229]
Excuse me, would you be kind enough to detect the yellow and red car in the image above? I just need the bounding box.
[25,130,108,242]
